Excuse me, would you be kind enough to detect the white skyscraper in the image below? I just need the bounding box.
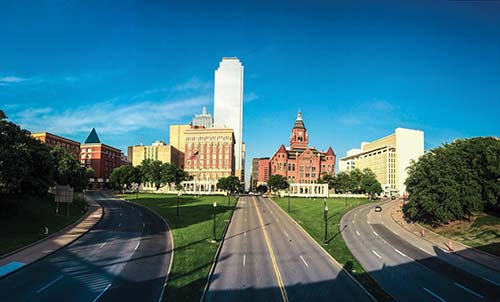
[214,57,244,182]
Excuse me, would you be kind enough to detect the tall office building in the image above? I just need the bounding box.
[214,57,244,182]
[192,106,213,128]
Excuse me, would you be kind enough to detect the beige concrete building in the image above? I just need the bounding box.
[339,128,424,195]
[128,140,184,168]
[184,127,235,182]
[169,124,190,152]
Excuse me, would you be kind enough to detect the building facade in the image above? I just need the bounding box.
[269,112,336,184]
[250,157,270,190]
[184,127,235,182]
[80,128,123,183]
[192,106,213,128]
[338,128,424,194]
[169,124,190,152]
[128,140,183,168]
[31,132,80,158]
[214,57,244,182]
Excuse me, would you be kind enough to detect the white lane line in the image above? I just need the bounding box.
[244,218,247,222]
[243,254,246,266]
[372,231,379,237]
[483,277,500,287]
[352,220,355,224]
[134,242,141,251]
[36,274,64,293]
[371,250,382,259]
[276,219,279,222]
[100,241,107,248]
[118,223,122,228]
[453,282,484,299]
[284,231,289,237]
[244,231,247,237]
[120,213,122,216]
[299,255,309,267]
[355,231,361,236]
[394,248,407,257]
[92,283,112,302]
[422,287,447,302]
[418,247,432,255]
[142,223,145,228]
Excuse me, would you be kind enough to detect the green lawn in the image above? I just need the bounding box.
[426,211,500,257]
[0,193,87,255]
[273,197,393,302]
[118,193,234,302]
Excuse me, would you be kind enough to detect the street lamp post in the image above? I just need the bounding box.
[177,191,181,216]
[228,192,230,207]
[212,202,217,242]
[324,204,329,244]
[288,188,291,213]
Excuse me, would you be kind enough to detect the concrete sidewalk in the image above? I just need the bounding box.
[0,193,103,278]
[389,200,500,272]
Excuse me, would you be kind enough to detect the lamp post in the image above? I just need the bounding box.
[324,204,329,244]
[212,202,217,242]
[228,191,231,207]
[288,188,291,213]
[177,191,181,216]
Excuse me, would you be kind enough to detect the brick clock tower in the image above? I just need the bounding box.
[290,111,308,149]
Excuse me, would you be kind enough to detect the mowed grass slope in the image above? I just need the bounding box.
[273,197,393,301]
[119,193,234,302]
[427,211,500,257]
[0,194,86,255]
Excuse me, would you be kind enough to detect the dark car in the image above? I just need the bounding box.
[375,206,382,212]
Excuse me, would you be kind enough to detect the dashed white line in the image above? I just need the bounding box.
[142,223,145,228]
[100,242,107,248]
[394,248,407,257]
[352,220,355,224]
[355,231,361,236]
[284,231,289,237]
[371,250,382,259]
[134,242,141,250]
[243,254,246,266]
[453,282,484,299]
[92,283,112,302]
[482,277,500,287]
[118,223,122,228]
[299,255,309,267]
[36,275,64,293]
[372,231,379,237]
[422,287,447,302]
[244,231,247,237]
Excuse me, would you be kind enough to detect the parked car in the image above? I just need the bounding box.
[375,205,382,212]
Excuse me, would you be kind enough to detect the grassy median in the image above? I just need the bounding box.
[273,196,393,301]
[119,193,234,302]
[0,193,87,256]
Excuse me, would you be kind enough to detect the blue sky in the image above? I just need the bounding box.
[2,1,500,181]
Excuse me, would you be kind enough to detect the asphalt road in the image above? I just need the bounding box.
[0,192,172,302]
[341,202,500,302]
[204,195,373,302]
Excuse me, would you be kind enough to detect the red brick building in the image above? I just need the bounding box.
[258,158,271,184]
[269,112,336,184]
[31,132,80,158]
[80,128,123,184]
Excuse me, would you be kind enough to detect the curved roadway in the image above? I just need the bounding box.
[341,201,500,302]
[0,192,172,302]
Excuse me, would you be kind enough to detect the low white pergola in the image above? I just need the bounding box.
[287,183,329,197]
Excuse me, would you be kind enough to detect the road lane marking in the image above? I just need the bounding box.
[253,197,288,302]
[356,231,361,236]
[284,231,289,237]
[276,219,279,222]
[135,242,141,250]
[453,282,484,299]
[92,283,112,302]
[300,255,309,267]
[371,250,382,259]
[483,277,500,287]
[143,223,145,228]
[422,287,447,302]
[418,247,432,255]
[36,275,64,293]
[118,223,122,228]
[372,231,379,237]
[244,231,247,237]
[243,254,246,266]
[100,242,107,248]
[394,248,407,257]
[352,220,355,224]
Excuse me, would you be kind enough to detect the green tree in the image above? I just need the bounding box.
[348,168,364,193]
[333,172,350,194]
[110,165,140,192]
[360,168,383,199]
[267,174,289,194]
[256,184,268,194]
[320,173,336,190]
[140,159,164,190]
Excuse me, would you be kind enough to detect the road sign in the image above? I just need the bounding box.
[54,185,73,203]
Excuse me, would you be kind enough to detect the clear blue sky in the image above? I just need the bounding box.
[2,1,499,181]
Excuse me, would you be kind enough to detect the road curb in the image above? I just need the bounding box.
[388,201,500,272]
[0,193,104,280]
[118,194,175,302]
[269,197,378,302]
[200,197,239,302]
